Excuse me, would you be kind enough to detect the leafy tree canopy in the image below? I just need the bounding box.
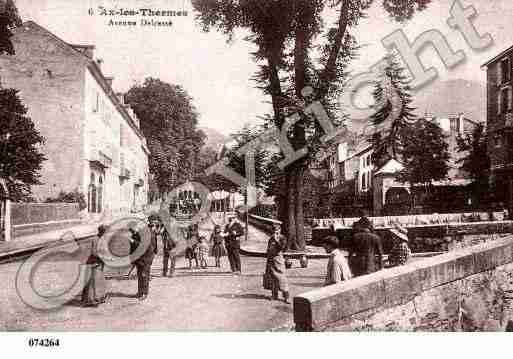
[125,78,205,196]
[397,118,450,186]
[0,0,22,55]
[0,88,47,200]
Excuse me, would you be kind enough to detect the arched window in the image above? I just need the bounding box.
[97,176,103,213]
[88,173,96,213]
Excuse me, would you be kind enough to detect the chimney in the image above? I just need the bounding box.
[458,113,465,134]
[105,76,114,87]
[69,44,95,59]
[116,92,125,105]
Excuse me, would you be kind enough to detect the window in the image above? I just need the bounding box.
[494,134,502,148]
[501,58,511,84]
[93,92,99,112]
[97,176,103,213]
[499,87,511,114]
[88,173,96,213]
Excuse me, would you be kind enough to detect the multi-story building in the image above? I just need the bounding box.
[482,46,513,214]
[0,21,150,217]
[326,114,478,216]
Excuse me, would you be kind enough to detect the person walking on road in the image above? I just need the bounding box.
[129,220,157,301]
[388,223,411,267]
[263,223,290,303]
[210,224,227,267]
[81,224,109,307]
[323,236,352,286]
[349,216,384,276]
[224,214,244,274]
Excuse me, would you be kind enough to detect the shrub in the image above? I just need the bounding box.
[45,189,87,210]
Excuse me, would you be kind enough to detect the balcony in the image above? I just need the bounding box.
[89,149,112,168]
[119,167,131,179]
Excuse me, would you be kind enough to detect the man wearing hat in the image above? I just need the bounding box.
[323,236,352,286]
[349,215,384,276]
[388,223,411,267]
[263,223,290,303]
[224,214,244,274]
[129,220,158,300]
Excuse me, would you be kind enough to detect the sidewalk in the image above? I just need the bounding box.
[0,212,146,259]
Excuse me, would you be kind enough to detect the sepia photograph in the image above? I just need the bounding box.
[0,0,513,350]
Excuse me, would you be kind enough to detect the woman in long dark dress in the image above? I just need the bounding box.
[209,225,227,267]
[81,225,108,307]
[263,223,290,303]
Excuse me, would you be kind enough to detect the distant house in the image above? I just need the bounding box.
[324,115,478,216]
[482,45,513,214]
[0,21,150,217]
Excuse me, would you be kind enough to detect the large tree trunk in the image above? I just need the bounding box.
[281,164,306,251]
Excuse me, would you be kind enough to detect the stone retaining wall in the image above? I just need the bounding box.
[293,236,513,331]
[248,214,282,234]
[11,202,80,225]
[312,221,513,253]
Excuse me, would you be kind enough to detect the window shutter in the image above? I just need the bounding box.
[507,86,513,111]
[498,62,502,86]
[498,90,502,114]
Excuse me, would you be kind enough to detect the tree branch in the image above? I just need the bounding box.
[318,0,350,97]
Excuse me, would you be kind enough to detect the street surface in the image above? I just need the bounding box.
[0,223,327,331]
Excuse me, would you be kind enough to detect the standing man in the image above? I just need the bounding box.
[263,223,290,303]
[224,214,244,274]
[129,220,158,301]
[349,216,384,277]
[154,219,177,277]
[323,236,353,286]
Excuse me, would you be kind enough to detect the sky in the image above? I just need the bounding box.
[14,0,513,136]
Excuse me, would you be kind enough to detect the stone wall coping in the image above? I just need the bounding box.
[313,220,513,231]
[248,214,282,225]
[294,235,513,331]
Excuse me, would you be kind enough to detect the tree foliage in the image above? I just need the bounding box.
[397,118,450,187]
[456,122,490,204]
[370,53,417,170]
[192,0,433,249]
[0,0,22,56]
[0,88,47,200]
[125,78,206,196]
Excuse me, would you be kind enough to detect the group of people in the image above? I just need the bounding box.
[80,214,246,307]
[260,215,412,303]
[184,215,245,273]
[79,212,411,308]
[324,216,412,285]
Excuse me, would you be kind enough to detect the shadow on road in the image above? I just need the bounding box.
[108,291,139,299]
[213,293,270,301]
[289,282,323,288]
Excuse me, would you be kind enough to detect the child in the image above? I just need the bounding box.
[197,236,209,269]
[185,234,199,269]
[388,224,411,267]
[210,225,227,267]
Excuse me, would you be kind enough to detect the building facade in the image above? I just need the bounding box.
[325,115,477,216]
[0,21,150,217]
[482,46,513,214]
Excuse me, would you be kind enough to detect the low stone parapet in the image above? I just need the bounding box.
[293,236,513,331]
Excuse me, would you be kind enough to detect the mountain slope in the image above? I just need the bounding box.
[412,79,486,122]
[200,127,230,150]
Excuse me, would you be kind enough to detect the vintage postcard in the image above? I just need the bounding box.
[1,0,513,347]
